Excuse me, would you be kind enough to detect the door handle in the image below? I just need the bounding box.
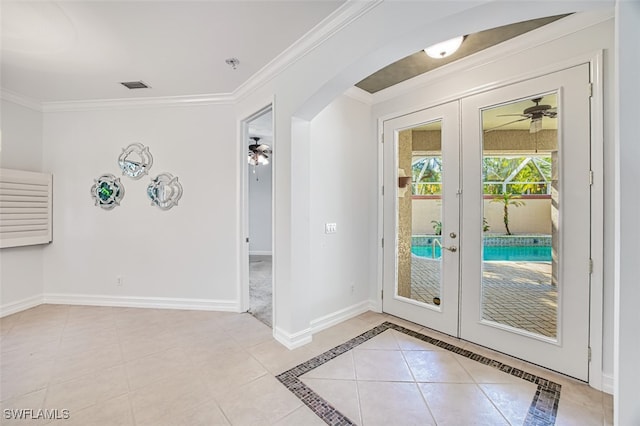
[443,245,457,252]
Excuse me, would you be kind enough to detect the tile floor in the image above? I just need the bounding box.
[0,305,611,425]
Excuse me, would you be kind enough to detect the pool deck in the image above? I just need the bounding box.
[411,255,556,338]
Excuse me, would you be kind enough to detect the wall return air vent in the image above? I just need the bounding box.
[0,169,53,248]
[120,81,150,89]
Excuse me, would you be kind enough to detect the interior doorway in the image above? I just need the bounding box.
[245,106,274,327]
[382,64,592,380]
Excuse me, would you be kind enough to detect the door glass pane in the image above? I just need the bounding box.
[397,120,443,307]
[480,93,558,338]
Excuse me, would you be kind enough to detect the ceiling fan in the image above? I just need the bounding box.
[248,136,271,166]
[484,97,557,133]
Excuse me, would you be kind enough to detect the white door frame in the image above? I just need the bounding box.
[240,104,275,317]
[377,51,604,388]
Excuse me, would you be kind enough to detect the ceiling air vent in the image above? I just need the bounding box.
[120,81,150,89]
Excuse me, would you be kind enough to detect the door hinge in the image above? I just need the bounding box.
[380,134,384,144]
[589,170,594,186]
[588,346,592,362]
[588,82,593,98]
[246,237,249,243]
[588,258,593,274]
[381,289,384,299]
[382,186,384,196]
[381,238,384,248]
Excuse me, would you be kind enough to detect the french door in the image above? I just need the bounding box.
[382,64,592,380]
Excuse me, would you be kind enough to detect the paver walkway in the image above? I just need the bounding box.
[411,255,557,337]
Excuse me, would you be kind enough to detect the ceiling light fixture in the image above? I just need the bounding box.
[424,36,464,59]
[225,58,240,70]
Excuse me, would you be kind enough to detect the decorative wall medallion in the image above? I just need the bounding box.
[118,143,153,179]
[147,173,183,210]
[91,174,125,210]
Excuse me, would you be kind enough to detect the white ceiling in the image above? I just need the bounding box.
[1,1,344,103]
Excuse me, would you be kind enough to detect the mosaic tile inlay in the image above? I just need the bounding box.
[276,321,561,426]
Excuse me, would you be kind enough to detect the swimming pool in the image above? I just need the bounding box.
[411,244,551,261]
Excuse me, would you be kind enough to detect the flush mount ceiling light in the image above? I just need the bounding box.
[424,36,464,59]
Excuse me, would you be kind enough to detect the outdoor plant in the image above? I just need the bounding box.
[483,217,490,232]
[431,220,442,235]
[491,193,525,235]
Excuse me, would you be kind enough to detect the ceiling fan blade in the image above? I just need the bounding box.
[496,113,530,118]
[484,117,530,132]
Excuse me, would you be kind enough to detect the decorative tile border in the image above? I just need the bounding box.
[276,321,561,426]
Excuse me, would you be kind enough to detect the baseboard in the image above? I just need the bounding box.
[309,300,372,335]
[602,373,614,395]
[0,294,44,318]
[42,293,241,312]
[249,250,272,256]
[274,326,312,350]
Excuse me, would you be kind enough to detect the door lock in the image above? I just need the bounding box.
[443,246,457,252]
[449,232,457,239]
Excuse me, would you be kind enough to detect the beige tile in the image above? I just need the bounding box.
[118,331,177,361]
[273,405,326,426]
[0,327,61,355]
[247,339,315,375]
[44,364,129,414]
[129,369,210,425]
[0,389,47,426]
[301,351,355,381]
[50,394,134,426]
[403,350,474,383]
[353,311,388,327]
[57,327,118,356]
[125,346,192,390]
[358,381,436,426]
[353,349,414,382]
[419,383,509,425]
[216,375,302,425]
[198,350,268,399]
[555,397,604,426]
[143,400,230,426]
[356,329,400,350]
[301,378,361,424]
[479,383,538,425]
[1,350,55,401]
[50,342,123,383]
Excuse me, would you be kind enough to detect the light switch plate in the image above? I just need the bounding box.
[325,223,337,234]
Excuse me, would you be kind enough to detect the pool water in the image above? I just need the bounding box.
[411,245,551,261]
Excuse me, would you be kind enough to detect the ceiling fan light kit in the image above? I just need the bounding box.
[248,137,272,179]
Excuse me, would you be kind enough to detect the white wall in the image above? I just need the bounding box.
[0,99,45,314]
[309,94,373,322]
[615,1,640,424]
[236,1,614,348]
[372,17,616,382]
[41,103,240,309]
[248,161,272,254]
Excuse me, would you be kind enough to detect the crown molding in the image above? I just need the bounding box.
[232,0,383,102]
[372,7,614,104]
[0,89,43,112]
[343,86,374,105]
[41,92,235,112]
[8,0,381,113]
